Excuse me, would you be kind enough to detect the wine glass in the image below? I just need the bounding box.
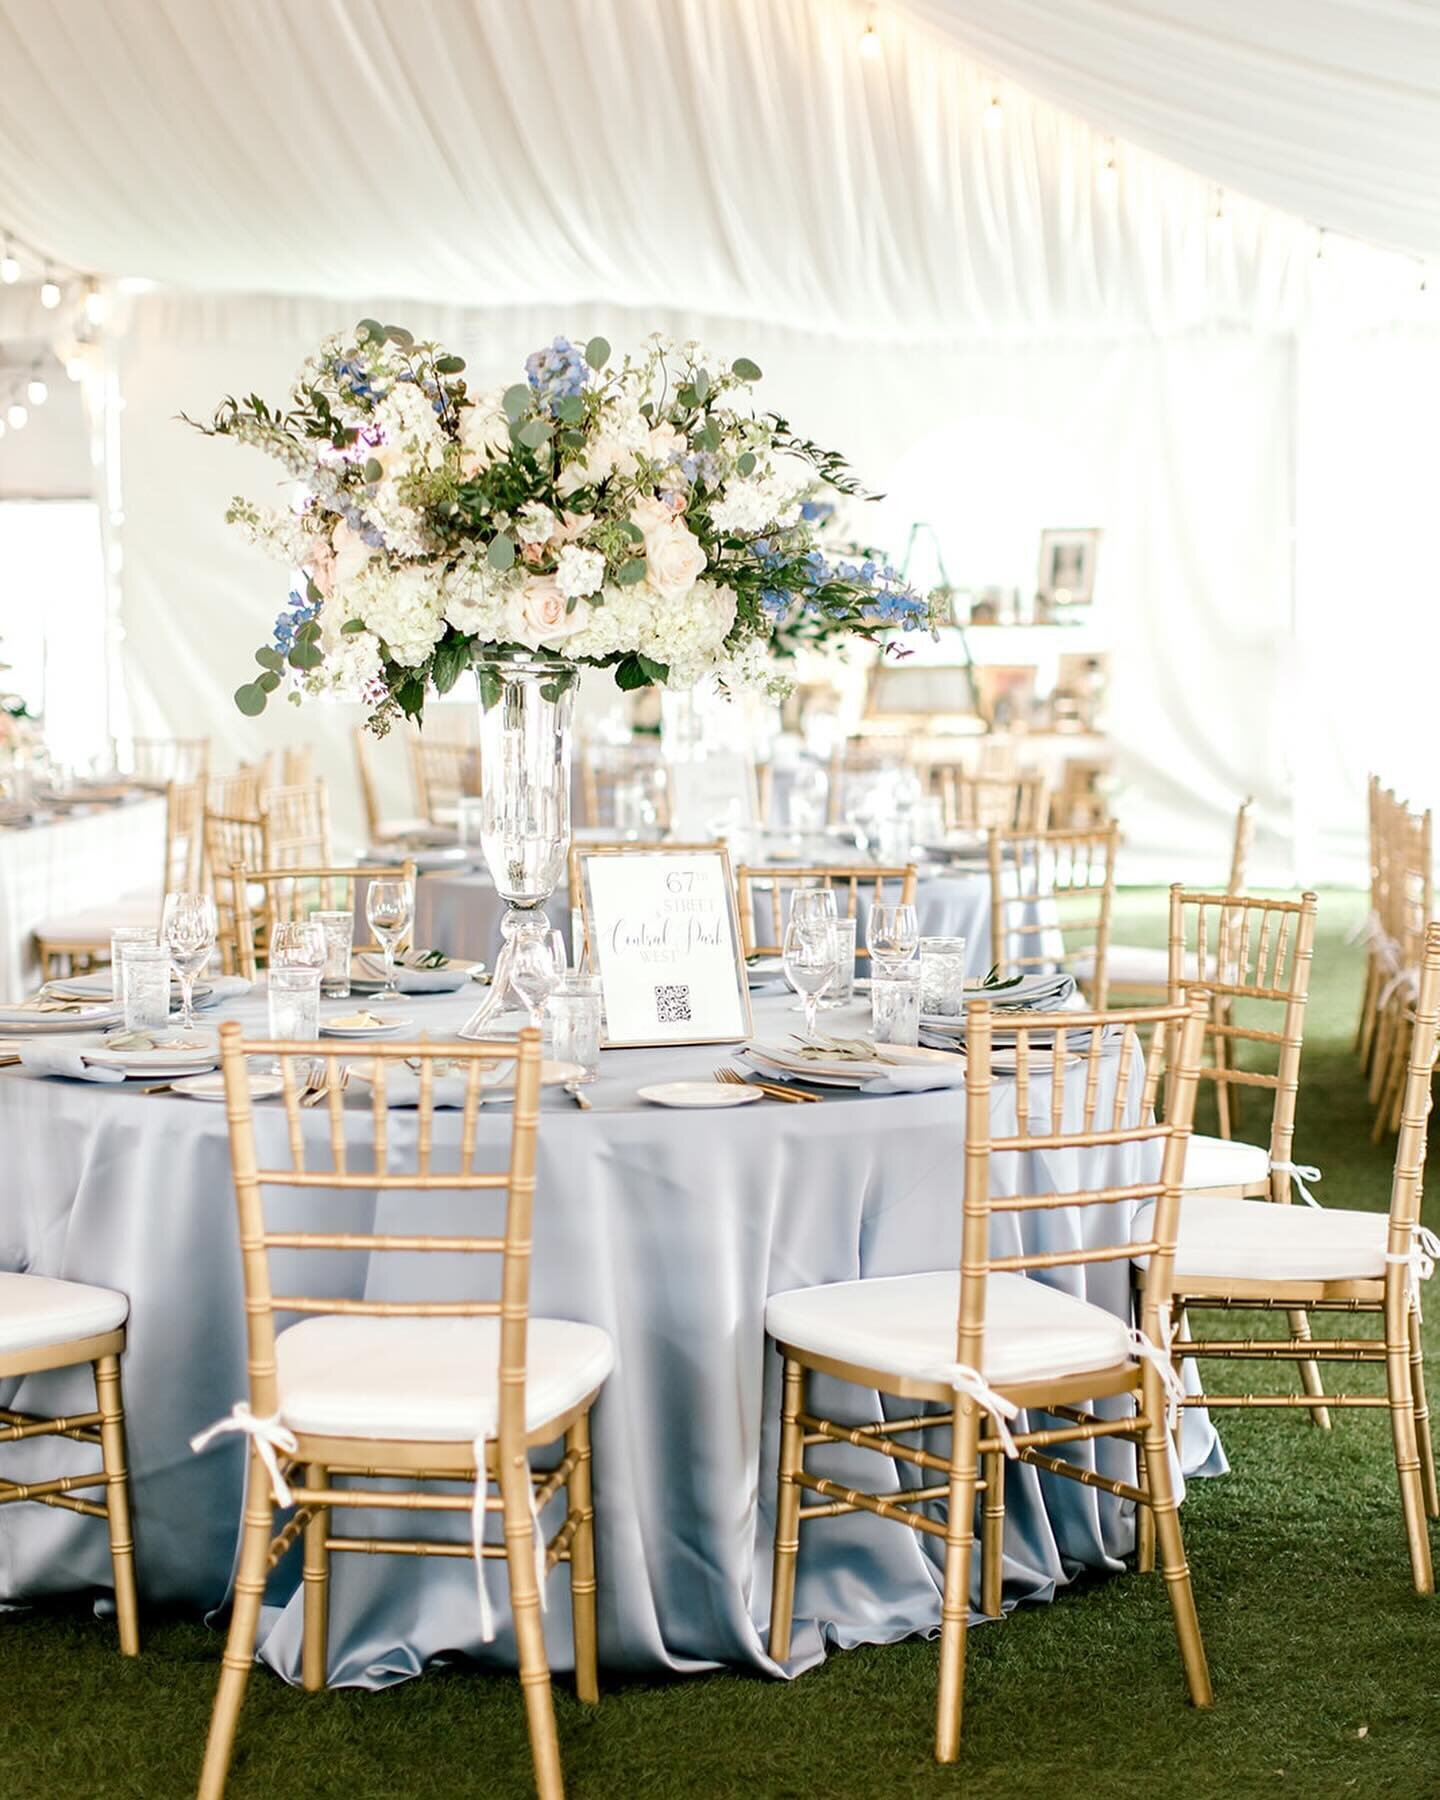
[365,878,414,1002]
[509,926,567,1032]
[161,890,217,1030]
[271,920,328,972]
[866,902,919,975]
[783,912,839,1042]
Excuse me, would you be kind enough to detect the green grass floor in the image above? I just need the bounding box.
[6,889,1438,1798]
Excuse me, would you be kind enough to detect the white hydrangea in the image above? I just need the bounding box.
[712,633,792,700]
[303,626,385,700]
[439,550,514,641]
[348,560,448,667]
[554,545,605,601]
[224,498,311,564]
[457,387,510,476]
[564,576,738,683]
[708,472,802,537]
[515,501,559,547]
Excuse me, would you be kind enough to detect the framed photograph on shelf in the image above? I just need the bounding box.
[576,846,753,1047]
[1036,528,1101,607]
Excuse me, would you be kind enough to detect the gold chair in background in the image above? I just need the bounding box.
[125,735,211,788]
[353,726,430,845]
[765,995,1211,1763]
[936,768,1048,832]
[259,782,333,866]
[734,864,917,960]
[1151,919,1440,1593]
[986,823,1118,1008]
[409,725,482,823]
[0,1272,140,1656]
[196,1026,610,1800]
[1364,789,1431,1140]
[227,860,417,981]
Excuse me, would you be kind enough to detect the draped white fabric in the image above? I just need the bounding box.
[906,1,1440,260]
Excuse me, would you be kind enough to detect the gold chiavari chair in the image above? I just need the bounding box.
[937,768,1048,833]
[259,781,333,866]
[1367,794,1432,1140]
[0,1272,139,1655]
[206,767,263,822]
[195,1025,610,1800]
[576,741,667,832]
[567,840,723,966]
[1157,886,1330,1425]
[352,726,430,845]
[280,744,314,788]
[734,864,918,960]
[125,734,211,788]
[1355,775,1389,1069]
[227,860,418,981]
[1150,919,1440,1593]
[410,726,482,823]
[766,995,1212,1763]
[1050,756,1111,829]
[987,823,1118,1008]
[204,813,265,975]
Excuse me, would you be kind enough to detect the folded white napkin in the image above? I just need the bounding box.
[861,1062,969,1095]
[984,972,1077,1009]
[197,976,252,1008]
[356,954,469,994]
[17,1041,126,1083]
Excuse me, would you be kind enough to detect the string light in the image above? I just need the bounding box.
[27,373,48,406]
[0,419,6,441]
[65,354,86,382]
[39,268,61,308]
[84,281,108,325]
[857,20,881,60]
[6,402,28,430]
[0,239,17,284]
[983,91,1004,130]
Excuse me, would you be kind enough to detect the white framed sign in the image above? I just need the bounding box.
[667,752,758,839]
[578,847,753,1047]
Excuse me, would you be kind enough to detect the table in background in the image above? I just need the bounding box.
[0,986,1221,1691]
[0,795,165,995]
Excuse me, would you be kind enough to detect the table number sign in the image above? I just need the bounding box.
[578,847,753,1047]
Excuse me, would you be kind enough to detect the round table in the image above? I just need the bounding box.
[0,984,1221,1691]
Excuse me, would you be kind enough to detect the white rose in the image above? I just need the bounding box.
[331,518,375,586]
[504,574,588,649]
[515,501,558,547]
[647,422,686,466]
[703,579,738,642]
[458,388,511,476]
[631,496,706,598]
[555,545,606,601]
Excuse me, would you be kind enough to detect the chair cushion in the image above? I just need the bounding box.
[1182,1133,1271,1191]
[1072,943,1214,986]
[1136,1195,1389,1282]
[274,1315,615,1442]
[0,1272,129,1352]
[765,1270,1132,1389]
[33,892,160,944]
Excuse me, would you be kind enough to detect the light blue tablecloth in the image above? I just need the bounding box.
[0,985,1222,1690]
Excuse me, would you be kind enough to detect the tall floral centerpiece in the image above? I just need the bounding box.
[191,322,939,1010]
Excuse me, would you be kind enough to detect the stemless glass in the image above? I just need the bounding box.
[365,877,414,1002]
[919,934,969,1016]
[866,902,919,975]
[267,965,321,1045]
[783,912,839,1042]
[310,910,355,999]
[509,925,566,1032]
[818,918,857,1008]
[110,926,157,1010]
[161,891,217,1030]
[547,972,603,1082]
[871,967,922,1047]
[122,943,172,1034]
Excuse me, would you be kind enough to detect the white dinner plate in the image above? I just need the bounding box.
[638,1081,763,1109]
[168,1071,285,1102]
[745,1039,960,1088]
[86,1035,219,1075]
[0,1003,125,1033]
[321,1015,414,1038]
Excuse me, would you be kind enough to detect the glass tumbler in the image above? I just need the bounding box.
[870,968,922,1048]
[547,973,603,1083]
[122,944,172,1033]
[919,935,969,1017]
[267,965,321,1043]
[110,926,157,1010]
[818,918,857,1008]
[311,910,355,999]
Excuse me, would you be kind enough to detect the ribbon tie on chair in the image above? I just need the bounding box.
[1376,966,1419,1012]
[1128,1319,1186,1434]
[190,1404,298,1507]
[1273,1160,1323,1208]
[1384,1224,1440,1321]
[468,1437,550,1644]
[1348,909,1398,959]
[940,1363,1021,1459]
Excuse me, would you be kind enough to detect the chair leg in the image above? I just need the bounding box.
[92,1355,140,1657]
[1356,954,1378,1062]
[301,1462,330,1692]
[1212,1013,1233,1140]
[1408,1304,1438,1519]
[502,1453,563,1800]
[1140,1394,1212,1709]
[1387,1307,1435,1594]
[1286,1309,1332,1430]
[198,1446,277,1800]
[1134,1434,1156,1574]
[934,1402,982,1763]
[1369,1005,1396,1105]
[768,1355,806,1664]
[566,1410,599,1706]
[980,1449,1004,1618]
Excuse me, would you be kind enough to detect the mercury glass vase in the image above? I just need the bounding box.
[463,655,579,1027]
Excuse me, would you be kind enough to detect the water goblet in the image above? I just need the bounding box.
[509,925,566,1033]
[783,912,839,1042]
[866,901,919,976]
[365,877,414,1002]
[161,890,217,1030]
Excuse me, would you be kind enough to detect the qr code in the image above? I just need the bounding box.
[654,983,693,1024]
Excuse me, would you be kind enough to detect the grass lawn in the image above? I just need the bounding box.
[5,887,1437,1798]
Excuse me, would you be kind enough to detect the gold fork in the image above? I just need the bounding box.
[301,1066,351,1108]
[714,1066,819,1104]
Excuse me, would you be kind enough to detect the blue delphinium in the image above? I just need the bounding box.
[525,336,590,415]
[273,587,321,654]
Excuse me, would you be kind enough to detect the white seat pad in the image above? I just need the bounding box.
[34,891,160,942]
[274,1315,614,1441]
[1182,1133,1271,1191]
[766,1270,1132,1389]
[1072,943,1214,986]
[1137,1195,1390,1282]
[0,1271,129,1352]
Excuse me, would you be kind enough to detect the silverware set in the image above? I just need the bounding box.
[714,1066,819,1104]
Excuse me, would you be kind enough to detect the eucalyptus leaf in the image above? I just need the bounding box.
[234,682,268,717]
[256,670,282,693]
[736,451,756,476]
[340,618,367,634]
[585,336,610,370]
[357,318,383,343]
[487,534,516,571]
[287,641,324,671]
[554,394,584,425]
[432,638,469,695]
[384,324,414,348]
[731,357,763,382]
[434,354,466,374]
[363,457,383,484]
[518,418,553,449]
[254,646,284,672]
[616,556,647,586]
[502,383,532,422]
[693,367,710,402]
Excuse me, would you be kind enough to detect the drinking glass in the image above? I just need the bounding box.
[161,890,217,1030]
[110,926,157,1010]
[547,972,603,1082]
[783,911,839,1042]
[365,877,414,1002]
[310,910,355,998]
[509,925,566,1031]
[919,935,969,1016]
[267,965,321,1044]
[818,918,857,1008]
[122,943,172,1034]
[271,920,328,972]
[866,901,919,974]
[790,886,838,924]
[871,967,922,1047]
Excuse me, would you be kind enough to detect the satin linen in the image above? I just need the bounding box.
[0,986,1221,1686]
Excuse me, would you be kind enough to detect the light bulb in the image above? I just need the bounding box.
[983,93,1003,130]
[7,403,28,430]
[84,285,107,325]
[65,355,86,382]
[27,377,47,406]
[40,275,60,308]
[0,246,18,284]
[857,22,881,60]
[0,418,6,440]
